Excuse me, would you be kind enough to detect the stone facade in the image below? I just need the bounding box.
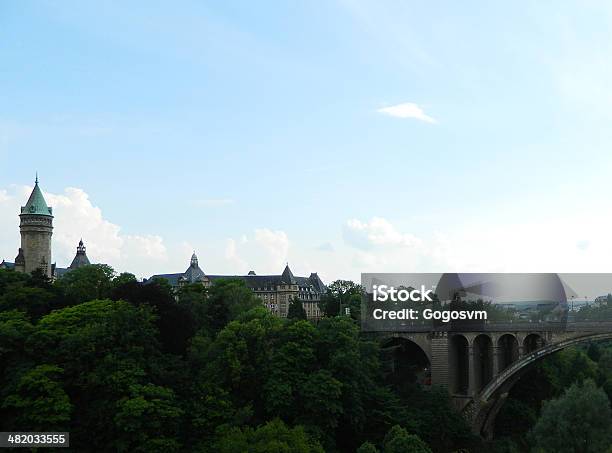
[19,216,54,277]
[17,178,54,278]
[148,254,326,320]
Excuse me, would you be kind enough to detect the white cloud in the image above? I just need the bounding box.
[224,228,290,274]
[225,238,248,270]
[340,214,612,279]
[377,102,437,123]
[344,217,422,249]
[254,229,289,267]
[0,185,168,278]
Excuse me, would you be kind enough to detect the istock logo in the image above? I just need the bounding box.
[372,285,434,302]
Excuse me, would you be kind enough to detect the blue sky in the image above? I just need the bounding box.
[2,1,612,281]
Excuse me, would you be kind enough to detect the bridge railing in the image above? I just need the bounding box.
[367,320,612,334]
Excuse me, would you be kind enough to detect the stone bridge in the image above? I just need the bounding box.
[375,322,612,439]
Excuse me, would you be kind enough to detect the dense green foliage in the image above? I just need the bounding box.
[493,342,612,452]
[382,425,432,453]
[3,266,607,452]
[319,280,362,319]
[530,379,612,453]
[0,267,475,452]
[287,296,307,320]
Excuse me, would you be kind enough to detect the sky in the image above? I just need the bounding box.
[2,1,612,282]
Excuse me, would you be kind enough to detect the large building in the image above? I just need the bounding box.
[0,177,92,278]
[148,253,326,320]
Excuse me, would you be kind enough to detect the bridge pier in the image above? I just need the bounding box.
[492,345,500,376]
[468,345,476,397]
[431,332,449,387]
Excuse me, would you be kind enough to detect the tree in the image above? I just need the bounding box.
[396,386,475,451]
[55,264,115,304]
[541,348,598,393]
[287,297,307,320]
[357,442,379,453]
[314,316,384,451]
[263,320,318,420]
[587,342,601,362]
[298,369,343,437]
[0,286,55,320]
[494,398,536,439]
[214,419,324,453]
[598,349,612,377]
[382,425,431,453]
[177,283,209,331]
[0,310,33,365]
[531,379,612,453]
[112,278,197,354]
[25,299,166,451]
[114,384,183,452]
[204,279,262,335]
[0,268,30,293]
[204,309,282,421]
[320,280,362,318]
[0,269,60,320]
[113,272,138,288]
[2,364,72,431]
[184,380,246,450]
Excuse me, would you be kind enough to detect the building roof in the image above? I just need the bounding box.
[54,267,70,278]
[14,248,25,265]
[147,256,326,294]
[280,264,296,284]
[207,274,284,288]
[20,177,53,217]
[181,252,205,283]
[183,265,205,283]
[0,260,15,270]
[148,273,184,286]
[308,273,326,292]
[69,240,91,269]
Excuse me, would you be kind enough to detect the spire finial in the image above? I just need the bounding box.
[35,172,39,185]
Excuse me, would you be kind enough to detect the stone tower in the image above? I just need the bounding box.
[15,176,53,277]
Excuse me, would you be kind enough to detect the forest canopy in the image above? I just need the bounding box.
[2,265,612,452]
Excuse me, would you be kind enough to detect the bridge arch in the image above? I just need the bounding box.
[523,333,545,353]
[380,335,431,385]
[466,332,612,439]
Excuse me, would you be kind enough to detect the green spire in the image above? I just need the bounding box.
[21,176,53,216]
